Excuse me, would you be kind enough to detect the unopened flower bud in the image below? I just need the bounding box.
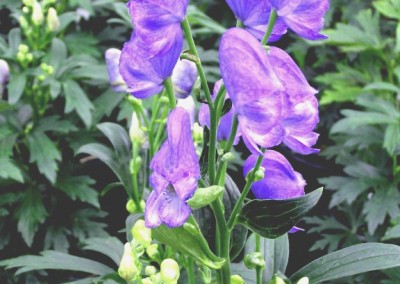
[270,275,287,284]
[146,244,161,261]
[145,265,157,276]
[25,53,33,63]
[37,74,46,81]
[118,243,139,282]
[192,123,203,144]
[126,199,137,214]
[47,7,60,31]
[105,48,127,93]
[19,16,29,30]
[18,44,29,54]
[187,185,224,209]
[129,112,146,144]
[132,219,152,248]
[254,167,265,181]
[23,0,34,7]
[32,1,44,26]
[172,59,197,99]
[142,278,153,284]
[244,252,265,269]
[231,275,245,284]
[160,259,180,284]
[0,59,10,96]
[150,273,162,284]
[297,277,309,284]
[22,6,30,13]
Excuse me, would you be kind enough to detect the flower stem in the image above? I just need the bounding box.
[187,258,195,284]
[181,17,213,108]
[256,234,263,284]
[163,77,176,109]
[131,142,142,211]
[261,9,277,45]
[226,149,266,231]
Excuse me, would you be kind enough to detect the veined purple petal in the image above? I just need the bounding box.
[225,0,287,42]
[119,26,183,99]
[105,48,127,93]
[243,150,306,200]
[269,0,329,40]
[198,80,241,144]
[172,59,197,99]
[220,28,285,152]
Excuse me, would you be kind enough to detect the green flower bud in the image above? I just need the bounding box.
[244,252,265,269]
[142,277,153,284]
[132,219,152,248]
[146,243,161,261]
[253,167,265,182]
[297,277,309,284]
[160,259,180,284]
[129,112,146,144]
[22,6,30,13]
[18,44,29,54]
[126,199,137,214]
[19,16,29,30]
[37,74,46,81]
[17,52,25,63]
[231,274,245,284]
[22,0,34,7]
[118,243,139,282]
[221,152,235,162]
[32,1,44,26]
[192,122,203,144]
[150,273,162,284]
[159,96,170,104]
[25,53,33,63]
[46,7,60,31]
[187,185,224,209]
[270,275,287,284]
[145,265,157,276]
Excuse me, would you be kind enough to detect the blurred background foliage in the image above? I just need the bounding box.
[0,0,400,283]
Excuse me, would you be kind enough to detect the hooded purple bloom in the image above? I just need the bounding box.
[119,26,183,99]
[243,150,305,200]
[220,28,319,154]
[105,48,127,93]
[172,59,197,99]
[128,0,189,51]
[145,107,200,228]
[225,0,287,42]
[198,80,241,144]
[269,0,330,40]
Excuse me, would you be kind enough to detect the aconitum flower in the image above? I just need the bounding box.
[145,107,200,228]
[243,150,305,199]
[105,48,127,93]
[225,0,287,41]
[198,80,241,144]
[220,28,319,154]
[172,59,197,99]
[119,26,183,99]
[269,0,329,40]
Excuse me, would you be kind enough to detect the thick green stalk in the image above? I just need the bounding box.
[226,149,265,231]
[261,9,278,45]
[163,77,176,109]
[187,258,195,284]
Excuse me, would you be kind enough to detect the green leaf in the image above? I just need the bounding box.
[36,115,77,133]
[71,209,108,241]
[82,237,124,266]
[186,5,226,35]
[0,251,114,276]
[383,224,400,241]
[16,187,48,247]
[27,131,61,184]
[364,82,400,94]
[92,90,125,123]
[373,0,400,20]
[0,157,24,182]
[7,28,21,56]
[8,73,27,104]
[290,243,400,283]
[384,124,400,156]
[49,38,67,71]
[151,218,225,269]
[63,80,94,128]
[56,174,99,208]
[238,188,323,239]
[71,64,108,81]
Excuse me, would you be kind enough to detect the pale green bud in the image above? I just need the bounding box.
[126,199,137,214]
[37,74,46,81]
[187,185,224,209]
[146,244,161,261]
[231,275,245,284]
[150,273,162,284]
[32,1,44,26]
[132,219,152,248]
[142,278,153,284]
[129,112,146,144]
[244,252,265,269]
[18,44,29,54]
[254,167,265,181]
[297,277,309,284]
[160,259,180,284]
[118,243,139,282]
[17,52,25,63]
[270,275,287,284]
[22,0,34,7]
[26,53,33,63]
[19,16,29,30]
[22,6,30,13]
[192,122,203,144]
[47,7,60,31]
[145,265,157,276]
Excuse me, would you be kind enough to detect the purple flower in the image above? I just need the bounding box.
[220,28,319,154]
[198,80,241,144]
[105,48,127,93]
[243,150,305,200]
[225,0,287,42]
[145,107,200,228]
[119,26,183,99]
[177,95,196,126]
[128,0,189,50]
[0,59,10,96]
[172,59,197,99]
[269,0,329,40]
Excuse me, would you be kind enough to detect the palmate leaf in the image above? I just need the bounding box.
[56,174,99,208]
[0,157,23,182]
[290,243,400,283]
[82,237,124,266]
[238,188,323,239]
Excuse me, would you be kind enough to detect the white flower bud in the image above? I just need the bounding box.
[32,1,44,26]
[47,8,60,31]
[160,259,180,284]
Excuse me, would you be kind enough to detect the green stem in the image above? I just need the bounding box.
[226,149,266,230]
[261,9,278,45]
[255,234,262,284]
[181,17,213,108]
[131,142,142,210]
[187,258,195,284]
[163,77,176,109]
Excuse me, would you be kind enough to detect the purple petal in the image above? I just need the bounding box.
[243,150,306,200]
[145,190,162,228]
[270,0,329,40]
[105,48,127,93]
[119,27,183,99]
[172,59,197,99]
[177,96,196,126]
